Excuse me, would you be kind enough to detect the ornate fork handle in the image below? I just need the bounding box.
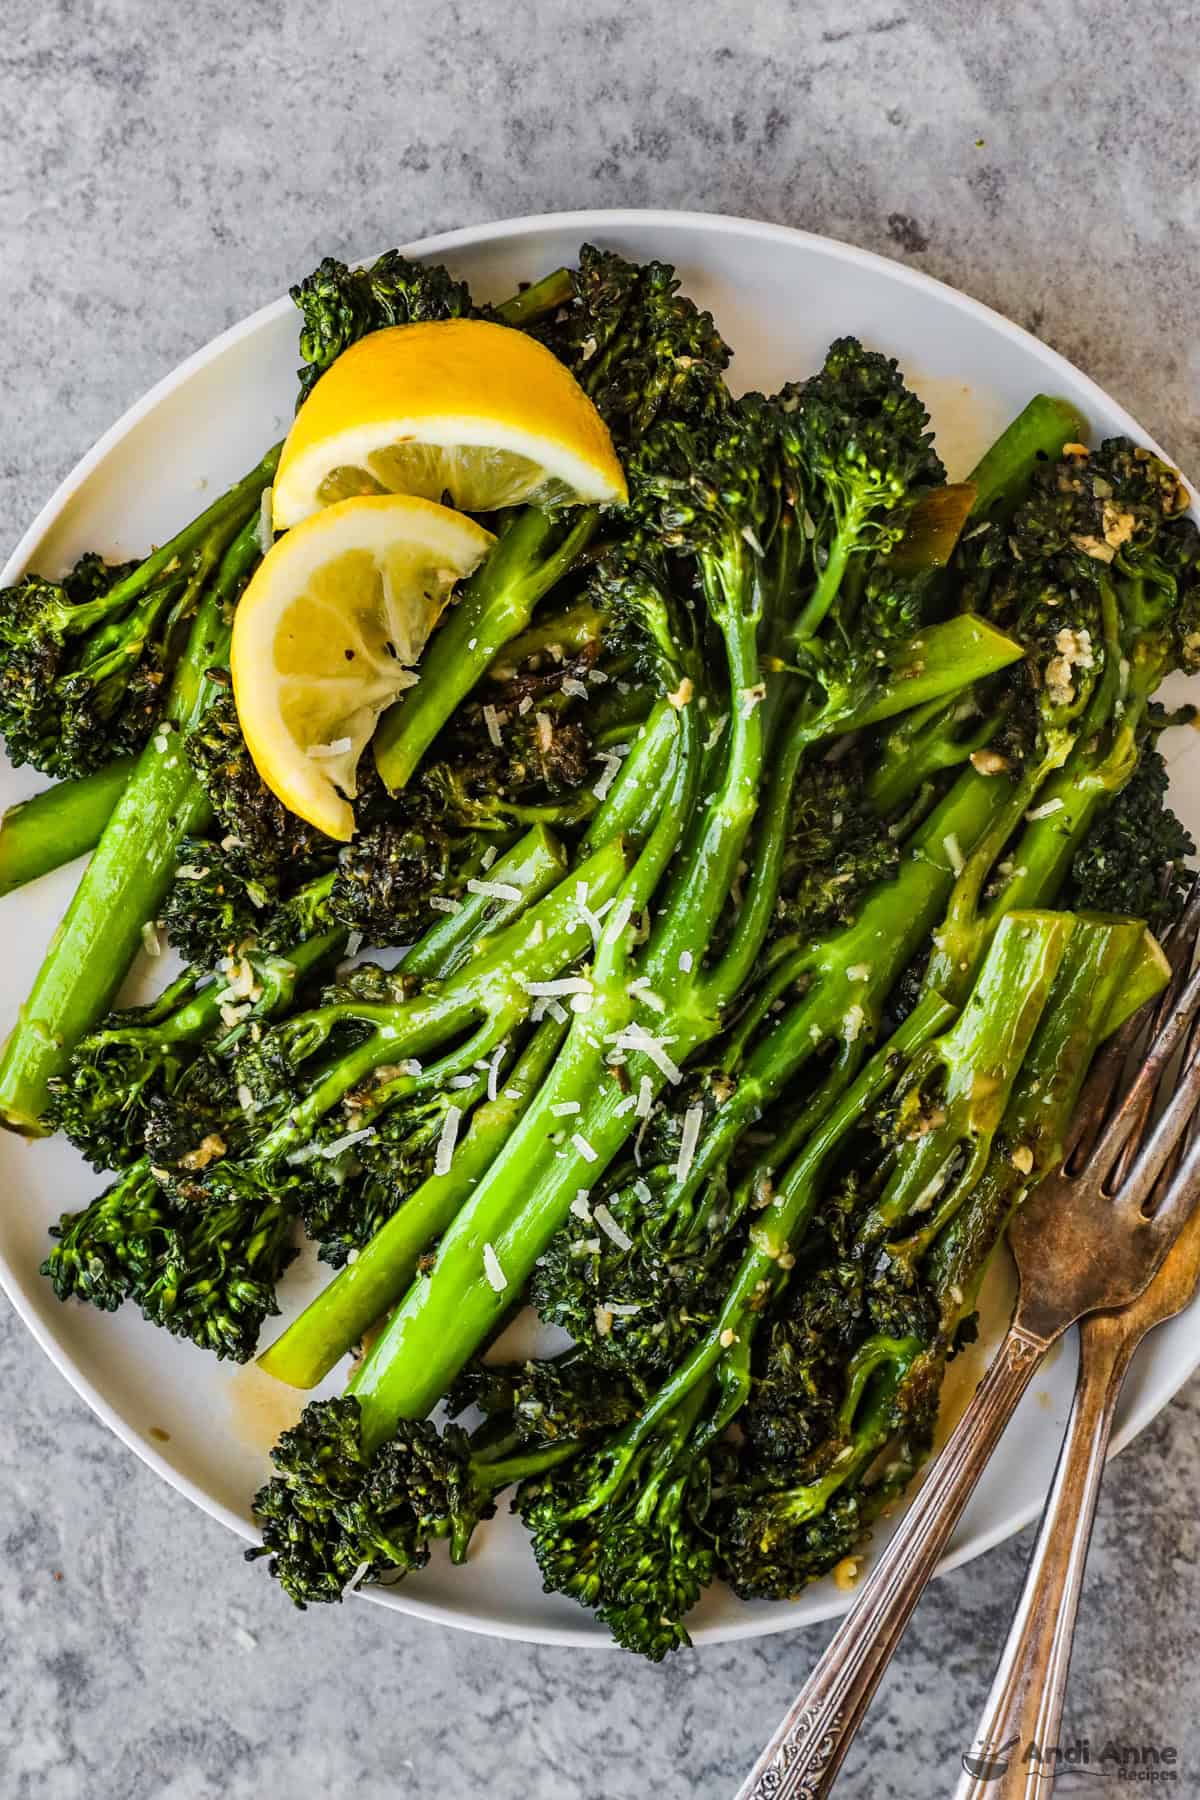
[735,1324,1047,1800]
[952,1313,1139,1800]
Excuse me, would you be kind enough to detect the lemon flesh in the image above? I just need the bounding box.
[231,494,495,840]
[272,319,627,529]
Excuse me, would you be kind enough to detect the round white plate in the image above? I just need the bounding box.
[2,209,1197,1650]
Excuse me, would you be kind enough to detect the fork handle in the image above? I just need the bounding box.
[952,1315,1137,1800]
[734,1322,1047,1800]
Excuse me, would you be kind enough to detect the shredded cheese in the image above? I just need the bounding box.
[435,1106,462,1175]
[593,1204,632,1251]
[482,1243,508,1292]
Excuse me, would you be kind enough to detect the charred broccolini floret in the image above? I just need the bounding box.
[1065,738,1195,931]
[448,1347,642,1448]
[0,452,275,783]
[247,1397,573,1607]
[291,251,476,401]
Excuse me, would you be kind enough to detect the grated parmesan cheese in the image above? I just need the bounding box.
[435,1106,462,1175]
[466,877,523,902]
[592,752,622,800]
[594,1204,632,1251]
[675,1105,703,1182]
[320,1126,375,1159]
[482,1243,508,1292]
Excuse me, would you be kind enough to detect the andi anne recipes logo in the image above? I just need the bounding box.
[961,1735,1183,1784]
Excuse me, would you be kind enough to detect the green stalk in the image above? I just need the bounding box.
[398,825,567,979]
[248,835,631,1166]
[491,267,574,329]
[345,709,702,1440]
[85,444,281,622]
[790,495,868,643]
[489,599,605,677]
[0,477,275,1135]
[258,1015,569,1388]
[925,915,1152,1321]
[644,599,763,985]
[860,911,1072,1256]
[921,615,1163,1008]
[965,395,1087,521]
[655,766,1008,1222]
[373,505,600,793]
[0,760,136,896]
[81,928,347,1064]
[581,700,678,850]
[866,694,1000,817]
[705,615,1023,1010]
[603,993,955,1462]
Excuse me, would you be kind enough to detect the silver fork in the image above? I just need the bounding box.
[735,892,1200,1800]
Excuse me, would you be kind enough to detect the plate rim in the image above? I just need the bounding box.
[2,205,1196,1651]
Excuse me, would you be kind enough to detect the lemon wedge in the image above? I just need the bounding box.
[271,318,627,529]
[231,494,495,839]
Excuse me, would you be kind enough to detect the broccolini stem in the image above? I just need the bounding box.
[488,599,605,678]
[249,835,631,1165]
[0,491,273,1134]
[258,1016,569,1388]
[373,505,600,794]
[644,605,763,985]
[923,916,1151,1325]
[0,759,136,897]
[491,267,574,329]
[581,700,678,851]
[866,694,1001,817]
[89,444,281,621]
[921,620,1163,1006]
[861,911,1071,1256]
[345,714,701,1439]
[398,825,567,979]
[703,615,1024,1012]
[650,766,1007,1228]
[965,394,1088,521]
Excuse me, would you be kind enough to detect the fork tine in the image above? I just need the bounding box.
[1065,881,1200,1171]
[1115,1024,1200,1215]
[1110,932,1200,1187]
[1065,1025,1138,1169]
[1167,871,1200,952]
[1139,992,1200,1210]
[1088,958,1200,1184]
[1143,1119,1200,1248]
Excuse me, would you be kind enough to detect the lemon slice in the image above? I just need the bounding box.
[271,318,627,529]
[231,494,494,839]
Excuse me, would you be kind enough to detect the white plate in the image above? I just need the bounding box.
[2,209,1198,1650]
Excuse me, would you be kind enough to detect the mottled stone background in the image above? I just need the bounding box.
[1,2,1198,1795]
